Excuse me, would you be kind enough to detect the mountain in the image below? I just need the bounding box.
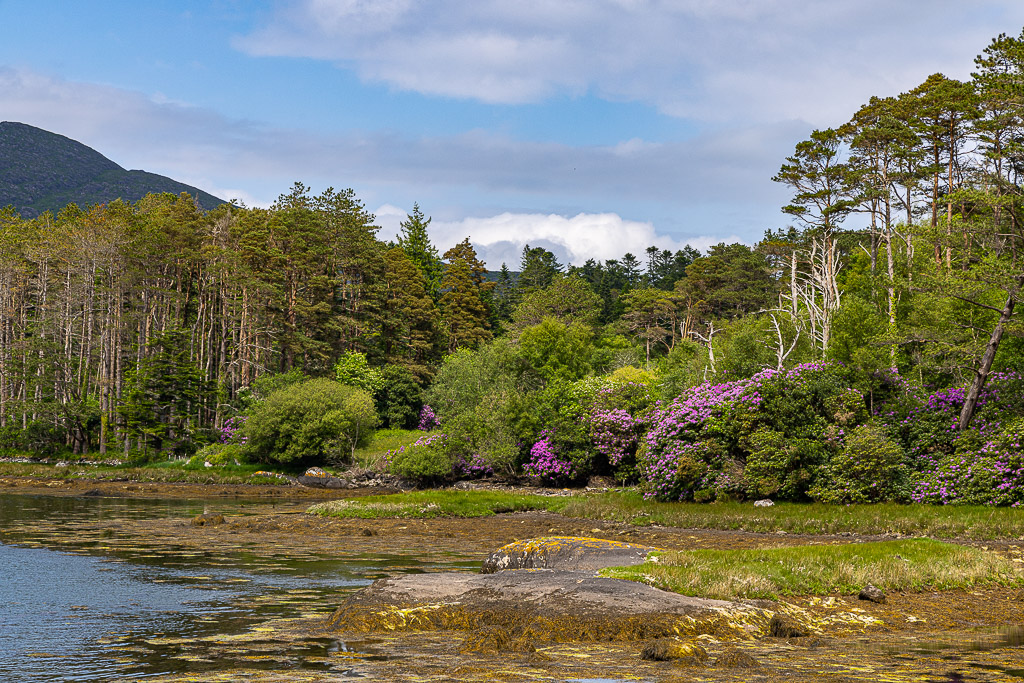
[0,121,226,218]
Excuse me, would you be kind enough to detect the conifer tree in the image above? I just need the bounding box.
[396,203,443,300]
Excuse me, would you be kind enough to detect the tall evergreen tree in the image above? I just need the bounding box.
[396,203,443,300]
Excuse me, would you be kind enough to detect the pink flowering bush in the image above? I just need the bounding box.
[587,379,655,482]
[523,433,576,485]
[640,362,863,501]
[417,405,439,431]
[878,371,1024,506]
[219,416,248,445]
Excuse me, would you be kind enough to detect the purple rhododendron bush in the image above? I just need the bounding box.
[404,343,1024,507]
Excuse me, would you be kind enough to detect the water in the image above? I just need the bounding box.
[0,493,476,681]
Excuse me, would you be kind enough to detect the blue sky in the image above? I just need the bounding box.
[3,1,1024,267]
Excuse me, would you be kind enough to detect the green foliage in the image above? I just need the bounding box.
[518,244,563,291]
[241,378,378,465]
[395,203,443,300]
[386,433,452,483]
[518,318,593,383]
[509,274,601,334]
[190,442,245,467]
[440,239,492,353]
[334,351,385,394]
[236,370,308,412]
[375,364,423,430]
[810,425,908,504]
[120,328,213,457]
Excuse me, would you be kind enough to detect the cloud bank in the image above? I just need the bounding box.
[236,0,1024,126]
[377,207,740,268]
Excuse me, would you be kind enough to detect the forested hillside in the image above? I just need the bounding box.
[0,122,226,218]
[2,30,1024,506]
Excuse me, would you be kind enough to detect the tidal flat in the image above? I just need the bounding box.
[1,479,1023,681]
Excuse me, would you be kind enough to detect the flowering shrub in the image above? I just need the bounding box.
[417,405,439,431]
[911,418,1024,506]
[876,371,1024,506]
[453,452,495,479]
[640,362,860,501]
[387,433,452,482]
[523,433,576,485]
[219,416,248,445]
[586,378,655,482]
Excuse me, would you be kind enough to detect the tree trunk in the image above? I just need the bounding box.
[958,283,1021,431]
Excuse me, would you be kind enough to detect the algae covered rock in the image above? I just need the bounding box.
[459,625,535,654]
[191,512,225,527]
[768,613,811,638]
[640,638,708,665]
[328,570,765,642]
[858,584,886,604]
[714,647,763,669]
[482,536,657,574]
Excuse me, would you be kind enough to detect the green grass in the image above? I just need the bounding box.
[312,489,1024,540]
[351,428,423,469]
[308,490,573,519]
[601,539,1023,600]
[559,492,1024,540]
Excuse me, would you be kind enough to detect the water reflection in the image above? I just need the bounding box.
[0,493,474,680]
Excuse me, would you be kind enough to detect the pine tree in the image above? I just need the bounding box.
[396,203,443,300]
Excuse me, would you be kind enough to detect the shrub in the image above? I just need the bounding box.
[911,418,1024,506]
[443,391,523,476]
[809,424,908,504]
[642,362,858,501]
[523,435,576,486]
[241,378,378,465]
[334,351,385,394]
[387,433,452,483]
[191,442,245,466]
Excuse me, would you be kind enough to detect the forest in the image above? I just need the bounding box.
[2,30,1024,506]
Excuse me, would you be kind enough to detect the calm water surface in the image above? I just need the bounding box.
[0,493,476,681]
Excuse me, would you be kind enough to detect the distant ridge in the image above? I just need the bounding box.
[0,121,226,218]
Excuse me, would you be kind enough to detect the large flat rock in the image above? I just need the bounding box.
[482,536,657,573]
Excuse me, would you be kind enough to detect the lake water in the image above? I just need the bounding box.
[0,493,476,681]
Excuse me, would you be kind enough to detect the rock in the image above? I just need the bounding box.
[482,536,657,574]
[191,512,225,527]
[328,569,763,642]
[459,626,535,654]
[714,647,762,669]
[859,584,886,604]
[768,613,811,638]
[640,638,708,665]
[304,467,329,477]
[753,499,774,507]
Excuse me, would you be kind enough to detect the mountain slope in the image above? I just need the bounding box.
[0,121,226,217]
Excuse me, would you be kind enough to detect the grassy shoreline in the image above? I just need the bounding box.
[309,489,1024,541]
[601,538,1023,600]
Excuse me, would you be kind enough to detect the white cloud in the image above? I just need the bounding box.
[426,211,741,268]
[234,1,1024,126]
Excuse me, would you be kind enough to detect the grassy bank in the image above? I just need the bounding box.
[308,489,1024,540]
[308,490,571,518]
[601,539,1023,600]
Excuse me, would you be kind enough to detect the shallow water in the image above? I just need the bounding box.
[2,492,1023,682]
[0,493,477,681]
